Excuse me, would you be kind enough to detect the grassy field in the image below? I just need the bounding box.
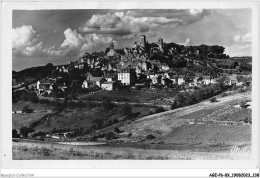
[12,92,252,160]
[13,141,249,160]
[12,101,54,111]
[120,93,251,141]
[159,124,251,146]
[80,89,178,103]
[12,112,49,130]
[33,105,155,134]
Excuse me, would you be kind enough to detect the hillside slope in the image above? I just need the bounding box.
[120,93,251,146]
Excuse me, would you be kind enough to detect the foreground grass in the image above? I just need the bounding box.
[12,141,248,160]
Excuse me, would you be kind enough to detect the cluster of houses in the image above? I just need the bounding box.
[36,68,238,95]
[36,78,67,95]
[35,35,240,95]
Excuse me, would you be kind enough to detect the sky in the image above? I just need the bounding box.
[12,9,252,71]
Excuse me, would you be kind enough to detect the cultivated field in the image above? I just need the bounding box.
[13,141,250,160]
[121,92,251,141]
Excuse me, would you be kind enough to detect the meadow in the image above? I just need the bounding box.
[13,140,247,160]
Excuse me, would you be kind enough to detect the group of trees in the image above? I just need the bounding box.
[12,90,39,103]
[171,82,227,109]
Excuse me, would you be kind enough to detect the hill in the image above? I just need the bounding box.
[13,63,55,82]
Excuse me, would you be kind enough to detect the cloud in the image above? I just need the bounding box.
[57,28,113,56]
[182,38,192,45]
[44,29,114,56]
[233,33,252,43]
[79,10,210,38]
[12,25,39,50]
[12,25,39,49]
[225,43,251,57]
[12,25,44,57]
[12,26,114,57]
[227,33,252,56]
[189,9,203,15]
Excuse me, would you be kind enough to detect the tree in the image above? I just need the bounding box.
[12,129,20,138]
[102,99,115,110]
[28,92,39,103]
[120,103,132,116]
[146,134,156,139]
[20,90,28,101]
[171,100,178,110]
[155,107,166,113]
[20,126,30,138]
[209,97,217,102]
[22,105,34,113]
[105,131,117,140]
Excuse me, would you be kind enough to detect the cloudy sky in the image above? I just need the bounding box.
[12,9,252,71]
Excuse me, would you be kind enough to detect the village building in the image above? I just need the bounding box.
[118,68,136,85]
[202,76,212,85]
[82,72,106,88]
[151,75,162,85]
[104,72,117,82]
[226,75,238,85]
[36,78,56,93]
[101,81,118,91]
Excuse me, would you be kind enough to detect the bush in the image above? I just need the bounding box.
[28,92,39,103]
[20,90,29,101]
[239,100,248,108]
[244,117,251,124]
[238,88,246,93]
[105,131,117,140]
[19,126,32,138]
[120,103,132,116]
[171,100,178,110]
[146,134,156,140]
[22,105,34,113]
[209,97,217,102]
[221,92,228,97]
[12,129,20,138]
[154,107,166,113]
[102,99,115,110]
[114,127,124,133]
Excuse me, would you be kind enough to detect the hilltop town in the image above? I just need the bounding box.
[13,35,251,96]
[12,35,252,155]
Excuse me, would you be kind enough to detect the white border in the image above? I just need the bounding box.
[1,0,259,176]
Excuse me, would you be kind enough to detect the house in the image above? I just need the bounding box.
[55,80,68,91]
[169,75,185,85]
[202,76,212,85]
[135,66,142,74]
[37,78,56,93]
[101,81,118,91]
[56,65,69,73]
[118,68,136,85]
[227,75,238,85]
[82,77,106,88]
[161,78,173,86]
[161,63,170,71]
[151,75,161,85]
[104,72,117,82]
[140,61,152,71]
[189,77,202,87]
[177,75,185,85]
[101,63,112,71]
